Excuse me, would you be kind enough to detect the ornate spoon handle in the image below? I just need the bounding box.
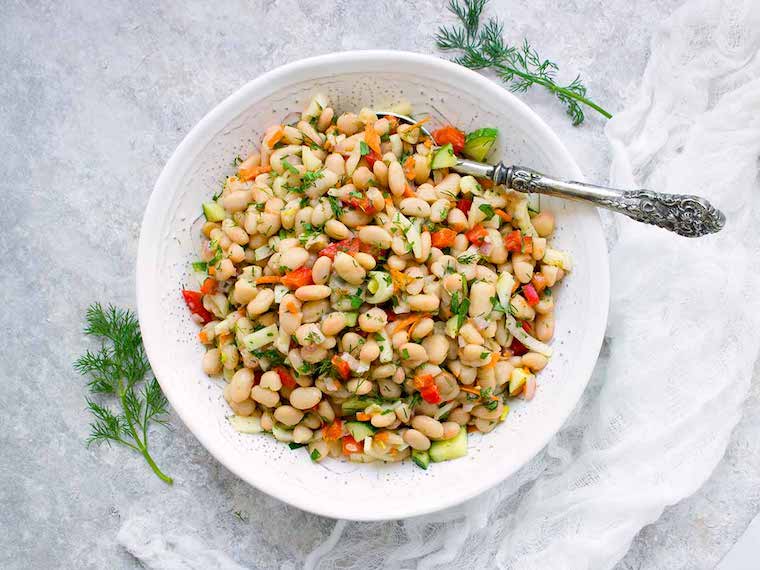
[455,160,726,238]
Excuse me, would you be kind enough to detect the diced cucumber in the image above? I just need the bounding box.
[459,175,482,196]
[344,312,359,327]
[509,367,532,396]
[542,248,573,271]
[429,427,468,462]
[243,324,279,351]
[341,397,372,416]
[229,415,263,434]
[412,450,430,470]
[345,421,376,442]
[272,423,293,442]
[463,128,499,162]
[377,329,393,363]
[203,201,226,222]
[431,143,457,169]
[496,271,515,309]
[445,316,459,338]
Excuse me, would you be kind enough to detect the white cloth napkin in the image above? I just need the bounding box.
[119,0,760,567]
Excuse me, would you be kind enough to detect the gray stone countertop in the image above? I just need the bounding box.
[2,0,758,568]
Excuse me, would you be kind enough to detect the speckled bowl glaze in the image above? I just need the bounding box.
[136,50,609,521]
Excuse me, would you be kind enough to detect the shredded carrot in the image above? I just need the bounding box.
[237,307,246,316]
[384,115,399,130]
[356,412,371,422]
[207,265,216,276]
[403,156,416,180]
[256,275,282,285]
[403,185,416,197]
[422,138,433,148]
[364,123,382,155]
[266,126,284,148]
[407,116,431,131]
[389,447,398,456]
[238,164,271,182]
[392,313,428,333]
[460,386,482,396]
[389,268,412,291]
[217,331,231,344]
[384,197,394,208]
[198,330,208,344]
[494,208,512,222]
[511,279,520,294]
[479,178,494,189]
[485,352,500,369]
[467,425,478,433]
[285,300,299,315]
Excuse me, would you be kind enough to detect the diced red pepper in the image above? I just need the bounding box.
[430,228,457,249]
[420,385,442,404]
[504,230,522,252]
[384,309,398,322]
[342,196,378,215]
[414,374,435,390]
[465,224,488,246]
[281,267,314,289]
[322,419,343,441]
[523,283,540,306]
[510,337,528,356]
[521,320,533,333]
[431,125,466,155]
[200,277,217,295]
[319,238,361,260]
[456,198,472,214]
[274,366,297,389]
[342,435,362,455]
[414,374,442,404]
[181,290,213,324]
[363,150,382,168]
[331,355,351,380]
[522,235,533,254]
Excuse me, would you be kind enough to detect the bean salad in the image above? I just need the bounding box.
[182,95,572,469]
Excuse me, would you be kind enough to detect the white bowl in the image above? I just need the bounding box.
[137,50,609,521]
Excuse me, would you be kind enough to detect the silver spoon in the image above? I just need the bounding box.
[381,112,725,238]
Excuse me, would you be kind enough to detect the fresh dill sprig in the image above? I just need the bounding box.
[435,0,611,125]
[74,303,172,484]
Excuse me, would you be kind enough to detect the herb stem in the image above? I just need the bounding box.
[118,379,173,484]
[494,62,612,119]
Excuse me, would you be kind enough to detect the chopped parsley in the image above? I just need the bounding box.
[192,261,208,273]
[348,289,363,309]
[299,223,324,246]
[479,203,495,220]
[450,291,470,330]
[232,155,243,166]
[251,349,286,367]
[480,351,490,359]
[301,169,325,189]
[310,449,321,461]
[359,141,370,156]
[288,442,306,449]
[326,195,344,218]
[281,159,300,175]
[457,253,480,265]
[401,348,410,359]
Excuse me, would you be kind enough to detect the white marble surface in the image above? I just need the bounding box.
[2,0,758,567]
